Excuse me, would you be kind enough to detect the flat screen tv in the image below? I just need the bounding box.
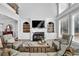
[32,20,45,28]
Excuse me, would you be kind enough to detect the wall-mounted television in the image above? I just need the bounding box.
[32,20,45,28]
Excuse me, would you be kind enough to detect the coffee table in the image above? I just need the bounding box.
[18,41,50,53]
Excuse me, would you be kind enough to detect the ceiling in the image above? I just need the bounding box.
[17,3,57,19]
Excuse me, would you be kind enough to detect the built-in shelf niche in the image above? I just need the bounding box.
[47,22,54,32]
[23,22,30,32]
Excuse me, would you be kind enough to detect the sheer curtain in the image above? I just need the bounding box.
[60,16,68,35]
[75,15,79,41]
[58,3,69,14]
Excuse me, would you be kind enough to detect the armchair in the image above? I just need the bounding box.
[2,31,15,48]
[49,35,73,56]
[60,34,72,45]
[2,31,23,49]
[56,35,73,56]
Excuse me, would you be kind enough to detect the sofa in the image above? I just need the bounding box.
[2,31,23,49]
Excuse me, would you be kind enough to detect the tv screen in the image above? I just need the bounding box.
[32,20,45,28]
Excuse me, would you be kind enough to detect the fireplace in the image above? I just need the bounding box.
[33,32,44,41]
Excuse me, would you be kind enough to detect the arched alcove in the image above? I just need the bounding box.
[23,22,30,32]
[47,22,54,32]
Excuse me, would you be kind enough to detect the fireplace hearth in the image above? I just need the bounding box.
[33,32,44,41]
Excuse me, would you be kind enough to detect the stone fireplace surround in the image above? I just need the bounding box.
[31,28,46,41]
[33,32,44,41]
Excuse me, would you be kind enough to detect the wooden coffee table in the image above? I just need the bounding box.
[18,42,50,53]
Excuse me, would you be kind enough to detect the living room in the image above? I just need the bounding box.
[0,3,79,56]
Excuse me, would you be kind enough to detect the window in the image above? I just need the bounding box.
[58,3,69,14]
[74,15,79,40]
[47,22,54,32]
[23,22,30,32]
[61,16,68,35]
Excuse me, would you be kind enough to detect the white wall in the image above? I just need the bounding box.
[18,18,31,39]
[0,4,19,21]
[45,18,57,40]
[0,14,18,38]
[18,18,57,40]
[18,3,57,19]
[18,3,57,40]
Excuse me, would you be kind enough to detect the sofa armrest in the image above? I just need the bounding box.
[13,41,23,49]
[10,49,19,56]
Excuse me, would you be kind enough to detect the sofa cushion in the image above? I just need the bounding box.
[46,39,53,47]
[1,48,11,56]
[3,35,8,42]
[53,40,60,50]
[3,34,15,43]
[62,35,69,39]
[7,37,15,43]
[61,35,70,45]
[61,39,68,44]
[56,45,68,56]
[10,49,19,56]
